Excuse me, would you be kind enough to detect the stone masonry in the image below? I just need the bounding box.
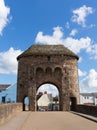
[17,44,79,111]
[0,103,22,125]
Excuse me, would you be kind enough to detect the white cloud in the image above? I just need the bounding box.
[0,48,22,74]
[64,36,91,53]
[53,26,63,39]
[37,84,59,97]
[0,0,10,35]
[80,69,97,92]
[78,69,86,77]
[35,26,97,59]
[35,26,63,45]
[35,26,92,54]
[86,44,97,59]
[71,5,93,27]
[78,57,82,63]
[70,29,78,36]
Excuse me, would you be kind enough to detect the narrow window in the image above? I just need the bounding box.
[48,56,50,61]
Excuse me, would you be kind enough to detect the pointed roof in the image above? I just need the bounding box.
[37,94,52,106]
[17,44,79,60]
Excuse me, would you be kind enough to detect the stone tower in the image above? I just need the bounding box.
[17,44,79,111]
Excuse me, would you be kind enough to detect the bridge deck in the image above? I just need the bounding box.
[0,112,97,130]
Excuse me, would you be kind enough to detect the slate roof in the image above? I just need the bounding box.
[0,84,11,90]
[80,93,97,97]
[17,44,79,60]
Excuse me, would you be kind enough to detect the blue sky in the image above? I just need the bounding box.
[0,0,97,93]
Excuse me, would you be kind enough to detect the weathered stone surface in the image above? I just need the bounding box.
[0,103,22,125]
[17,44,79,111]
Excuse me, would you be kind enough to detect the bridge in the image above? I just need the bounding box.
[0,111,97,130]
[0,45,97,129]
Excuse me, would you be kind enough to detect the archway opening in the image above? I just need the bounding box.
[23,96,29,111]
[36,83,59,111]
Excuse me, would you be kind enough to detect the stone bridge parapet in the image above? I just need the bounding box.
[0,103,22,125]
[76,105,97,117]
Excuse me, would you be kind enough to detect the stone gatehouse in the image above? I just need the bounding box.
[17,44,79,111]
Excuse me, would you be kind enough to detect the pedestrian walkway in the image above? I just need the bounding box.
[0,112,97,130]
[20,112,97,130]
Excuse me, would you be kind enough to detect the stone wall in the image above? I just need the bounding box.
[0,103,22,125]
[75,105,97,117]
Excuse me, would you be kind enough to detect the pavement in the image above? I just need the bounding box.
[0,111,97,130]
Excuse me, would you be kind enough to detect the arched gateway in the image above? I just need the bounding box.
[17,45,79,111]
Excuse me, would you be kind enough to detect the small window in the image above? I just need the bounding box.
[47,56,51,61]
[84,96,86,99]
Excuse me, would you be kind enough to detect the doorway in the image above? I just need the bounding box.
[70,97,77,111]
[23,96,29,111]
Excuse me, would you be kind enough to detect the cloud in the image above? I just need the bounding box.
[35,26,92,54]
[78,57,82,63]
[0,48,22,74]
[0,0,10,35]
[37,84,59,97]
[78,69,87,77]
[80,69,97,92]
[71,5,93,27]
[86,44,97,59]
[64,36,91,53]
[35,26,97,59]
[35,26,63,45]
[69,29,78,36]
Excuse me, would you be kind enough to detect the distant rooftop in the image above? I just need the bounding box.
[17,44,79,60]
[0,84,11,91]
[80,93,97,96]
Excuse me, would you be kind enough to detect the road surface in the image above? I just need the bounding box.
[0,112,97,130]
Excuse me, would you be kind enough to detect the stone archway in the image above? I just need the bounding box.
[36,83,60,111]
[17,44,79,111]
[23,96,29,111]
